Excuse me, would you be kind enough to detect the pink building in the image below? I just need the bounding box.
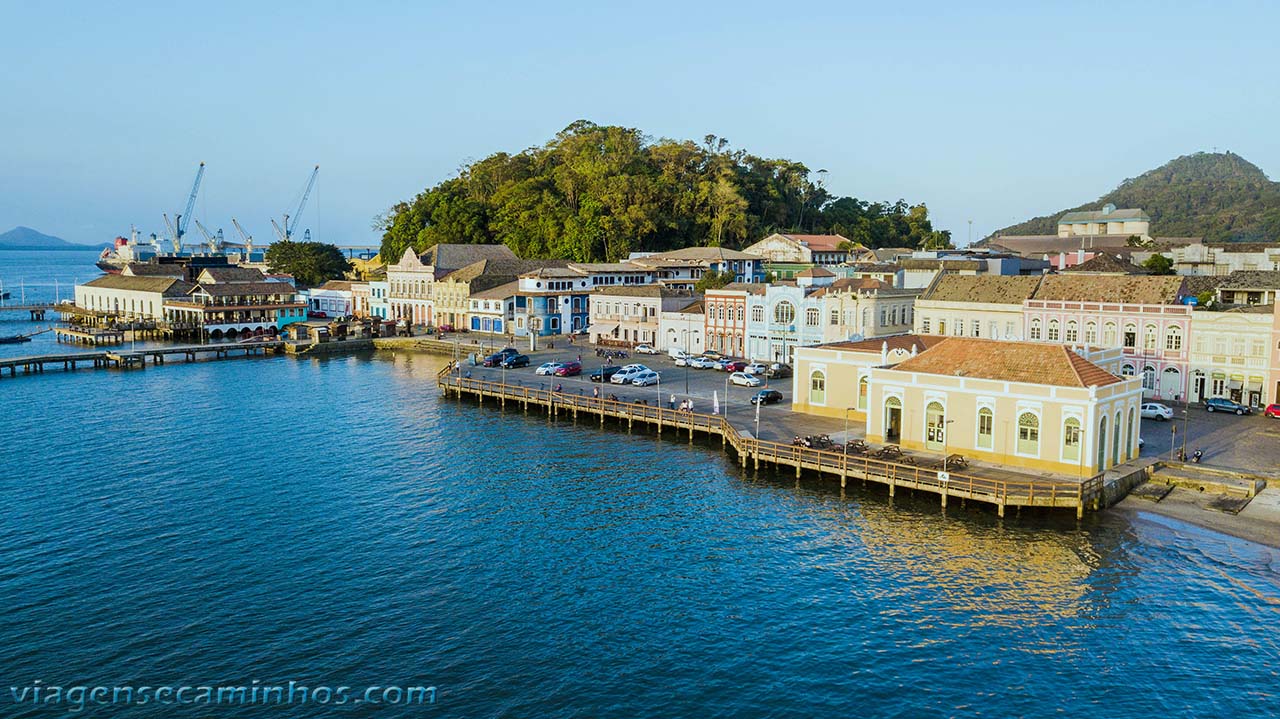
[1023,275,1192,401]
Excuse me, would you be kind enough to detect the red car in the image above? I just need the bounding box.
[1265,404,1280,419]
[554,361,582,377]
[722,360,747,373]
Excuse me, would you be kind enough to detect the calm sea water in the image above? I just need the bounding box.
[1,252,1278,717]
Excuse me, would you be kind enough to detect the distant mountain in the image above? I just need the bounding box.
[990,152,1280,243]
[0,226,105,250]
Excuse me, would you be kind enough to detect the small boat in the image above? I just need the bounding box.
[0,335,32,344]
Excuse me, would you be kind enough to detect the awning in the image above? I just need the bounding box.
[1247,379,1263,392]
[591,323,619,336]
[1228,380,1243,391]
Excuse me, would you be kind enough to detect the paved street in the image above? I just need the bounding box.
[1137,401,1280,475]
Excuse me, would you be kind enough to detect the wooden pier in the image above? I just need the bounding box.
[438,369,1103,518]
[55,326,125,345]
[0,303,55,321]
[0,341,285,376]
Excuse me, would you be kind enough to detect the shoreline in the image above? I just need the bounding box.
[1113,487,1280,549]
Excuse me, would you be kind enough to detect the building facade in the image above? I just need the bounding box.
[75,275,193,320]
[587,286,697,346]
[659,300,705,356]
[913,275,1044,342]
[703,284,755,356]
[1188,306,1275,407]
[791,335,942,421]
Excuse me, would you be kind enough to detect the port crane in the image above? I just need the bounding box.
[272,165,319,242]
[231,218,254,257]
[192,219,224,253]
[162,162,206,253]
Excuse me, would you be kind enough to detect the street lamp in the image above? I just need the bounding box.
[844,406,855,444]
[942,419,955,471]
[754,393,762,439]
[681,328,691,394]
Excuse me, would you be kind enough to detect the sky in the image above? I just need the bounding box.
[2,0,1278,248]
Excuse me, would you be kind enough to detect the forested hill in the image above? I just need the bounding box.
[990,152,1280,242]
[379,121,951,262]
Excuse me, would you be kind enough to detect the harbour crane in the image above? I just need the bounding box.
[231,218,254,257]
[192,219,224,253]
[272,165,319,242]
[162,162,206,253]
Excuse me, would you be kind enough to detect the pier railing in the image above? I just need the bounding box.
[438,372,1100,516]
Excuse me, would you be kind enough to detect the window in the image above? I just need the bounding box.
[774,302,795,325]
[1063,418,1081,462]
[938,320,946,335]
[1121,363,1135,377]
[857,377,868,410]
[1144,324,1157,351]
[880,309,887,326]
[752,306,764,323]
[805,308,819,327]
[1030,318,1042,340]
[1048,319,1060,342]
[1017,412,1040,456]
[1142,365,1156,390]
[1103,322,1116,346]
[1004,321,1014,339]
[1065,320,1079,343]
[830,309,839,326]
[922,318,931,334]
[1123,323,1136,348]
[809,371,826,405]
[1165,326,1182,352]
[737,306,744,322]
[972,320,980,337]
[976,408,994,450]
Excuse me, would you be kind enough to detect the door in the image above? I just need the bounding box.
[1193,375,1205,404]
[925,402,946,451]
[884,397,902,442]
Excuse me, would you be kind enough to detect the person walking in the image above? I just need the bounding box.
[669,393,676,410]
[593,387,599,399]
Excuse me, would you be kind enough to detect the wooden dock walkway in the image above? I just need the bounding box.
[0,341,285,376]
[438,369,1103,517]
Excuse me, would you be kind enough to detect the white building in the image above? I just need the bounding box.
[659,299,705,355]
[75,275,193,319]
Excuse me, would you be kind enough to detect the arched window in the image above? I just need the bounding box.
[774,301,796,325]
[1017,412,1040,456]
[1165,326,1183,351]
[976,408,994,450]
[805,308,819,327]
[857,376,868,410]
[1096,415,1108,469]
[1125,407,1135,462]
[925,401,946,450]
[1121,363,1135,377]
[1144,324,1158,350]
[1047,319,1061,342]
[1142,365,1156,390]
[1123,323,1137,348]
[736,306,744,322]
[1030,318,1042,340]
[1085,321,1098,345]
[1063,418,1082,462]
[1103,322,1117,346]
[1065,320,1079,343]
[752,306,764,323]
[809,370,826,405]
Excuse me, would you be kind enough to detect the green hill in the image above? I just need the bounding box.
[991,152,1280,242]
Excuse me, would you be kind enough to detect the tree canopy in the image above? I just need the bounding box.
[379,121,950,262]
[265,240,350,287]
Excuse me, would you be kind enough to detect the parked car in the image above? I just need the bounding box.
[610,364,650,384]
[590,366,621,383]
[712,358,736,371]
[482,347,520,367]
[635,344,659,355]
[500,353,530,368]
[554,361,582,377]
[535,362,565,376]
[631,369,661,386]
[688,356,717,369]
[1140,402,1174,421]
[744,363,769,376]
[1206,397,1251,415]
[1265,404,1280,419]
[722,360,748,373]
[764,363,792,379]
[674,355,691,367]
[749,389,784,405]
[668,348,690,360]
[729,371,762,387]
[701,350,724,360]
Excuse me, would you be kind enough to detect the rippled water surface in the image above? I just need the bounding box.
[1,256,1278,717]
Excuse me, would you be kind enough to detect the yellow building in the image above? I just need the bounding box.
[865,338,1144,477]
[791,335,944,421]
[1188,305,1274,406]
[913,275,1043,341]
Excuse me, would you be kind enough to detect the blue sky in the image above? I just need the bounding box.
[2,0,1277,247]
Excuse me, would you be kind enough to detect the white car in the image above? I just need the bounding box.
[1140,402,1174,421]
[631,370,661,386]
[667,348,690,360]
[744,363,768,376]
[688,356,716,369]
[729,372,762,387]
[674,355,691,367]
[535,362,564,376]
[635,344,659,355]
[610,364,650,384]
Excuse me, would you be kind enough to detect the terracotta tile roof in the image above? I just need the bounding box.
[1180,275,1223,297]
[780,234,849,252]
[592,285,694,298]
[795,266,836,278]
[1061,252,1149,275]
[190,281,298,297]
[1216,270,1280,290]
[470,280,519,300]
[675,299,705,314]
[200,266,265,283]
[821,334,945,355]
[1033,275,1186,304]
[890,337,1123,388]
[420,243,518,273]
[922,275,1043,304]
[899,258,983,270]
[639,246,763,262]
[83,274,193,295]
[315,280,355,291]
[711,282,767,295]
[843,262,900,273]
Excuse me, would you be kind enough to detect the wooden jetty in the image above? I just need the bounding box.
[0,341,285,376]
[438,368,1104,518]
[0,303,55,320]
[55,326,125,346]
